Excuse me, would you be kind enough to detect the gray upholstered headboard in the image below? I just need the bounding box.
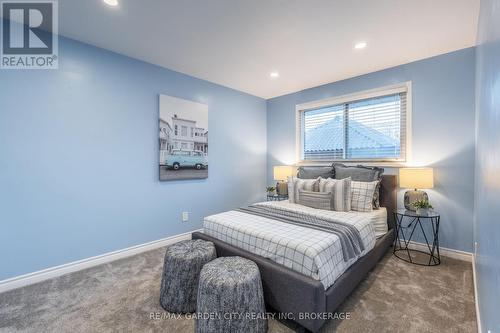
[379,174,397,229]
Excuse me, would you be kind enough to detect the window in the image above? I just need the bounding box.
[174,125,178,135]
[181,126,187,136]
[297,84,409,162]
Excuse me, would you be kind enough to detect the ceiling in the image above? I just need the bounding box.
[55,1,479,98]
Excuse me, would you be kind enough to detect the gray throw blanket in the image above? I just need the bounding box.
[237,204,365,262]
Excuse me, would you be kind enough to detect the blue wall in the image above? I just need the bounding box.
[267,48,476,252]
[474,0,500,331]
[0,20,480,284]
[0,34,267,280]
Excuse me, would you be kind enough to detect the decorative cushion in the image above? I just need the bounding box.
[351,180,379,212]
[297,189,332,210]
[318,177,352,212]
[287,176,320,203]
[297,166,334,179]
[333,163,384,208]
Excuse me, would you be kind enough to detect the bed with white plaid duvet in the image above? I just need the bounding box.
[203,201,386,289]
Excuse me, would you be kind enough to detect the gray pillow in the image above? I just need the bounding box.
[333,164,384,208]
[298,189,332,210]
[332,163,383,181]
[297,166,334,179]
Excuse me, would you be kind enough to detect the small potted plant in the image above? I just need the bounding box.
[412,199,433,215]
[266,186,276,196]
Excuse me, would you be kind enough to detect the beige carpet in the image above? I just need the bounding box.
[0,247,476,333]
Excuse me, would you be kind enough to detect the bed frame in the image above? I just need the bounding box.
[192,174,396,332]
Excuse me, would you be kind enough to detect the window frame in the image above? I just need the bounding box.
[295,82,412,167]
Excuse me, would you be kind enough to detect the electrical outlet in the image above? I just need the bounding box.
[182,212,189,222]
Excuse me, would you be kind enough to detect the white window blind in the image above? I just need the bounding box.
[299,90,407,161]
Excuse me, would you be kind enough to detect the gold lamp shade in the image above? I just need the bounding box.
[399,168,434,189]
[273,166,295,195]
[273,166,295,181]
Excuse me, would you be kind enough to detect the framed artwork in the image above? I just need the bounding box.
[159,95,208,180]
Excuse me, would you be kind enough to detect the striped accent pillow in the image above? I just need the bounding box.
[287,176,320,203]
[298,189,332,210]
[318,177,352,212]
[351,180,379,212]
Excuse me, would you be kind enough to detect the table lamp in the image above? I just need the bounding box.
[273,166,295,195]
[399,167,434,211]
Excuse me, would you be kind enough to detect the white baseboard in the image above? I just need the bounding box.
[472,254,482,333]
[406,241,472,262]
[0,229,202,294]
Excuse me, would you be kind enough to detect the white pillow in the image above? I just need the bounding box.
[351,180,379,212]
[287,176,319,204]
[318,177,351,212]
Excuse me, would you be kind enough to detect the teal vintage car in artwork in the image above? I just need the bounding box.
[165,150,208,170]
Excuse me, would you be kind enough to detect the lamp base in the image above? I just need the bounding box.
[276,181,288,196]
[404,190,429,211]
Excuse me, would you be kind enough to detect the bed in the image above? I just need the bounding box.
[193,174,396,332]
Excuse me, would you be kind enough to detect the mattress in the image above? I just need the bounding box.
[203,201,386,289]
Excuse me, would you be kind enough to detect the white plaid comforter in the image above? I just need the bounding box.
[203,201,384,289]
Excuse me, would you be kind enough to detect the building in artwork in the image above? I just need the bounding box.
[159,114,208,164]
[159,119,173,152]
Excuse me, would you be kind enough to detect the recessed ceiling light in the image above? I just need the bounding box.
[354,41,367,50]
[103,0,119,7]
[270,71,279,78]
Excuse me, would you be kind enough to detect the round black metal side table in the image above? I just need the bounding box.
[393,209,441,266]
[266,194,288,201]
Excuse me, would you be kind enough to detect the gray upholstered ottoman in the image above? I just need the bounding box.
[159,239,216,313]
[196,256,267,333]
